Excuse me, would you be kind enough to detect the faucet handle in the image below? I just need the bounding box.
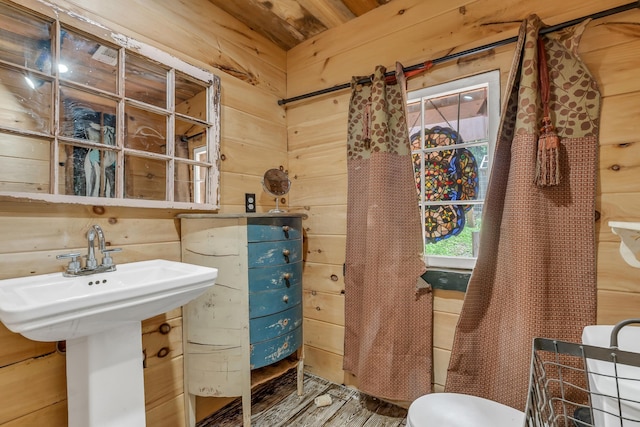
[56,252,82,274]
[101,247,122,267]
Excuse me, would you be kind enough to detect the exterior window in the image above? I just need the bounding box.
[407,71,500,269]
[0,2,220,208]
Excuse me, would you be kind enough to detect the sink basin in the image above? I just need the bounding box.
[0,259,218,342]
[0,258,217,427]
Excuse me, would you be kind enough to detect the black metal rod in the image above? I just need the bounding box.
[277,1,639,106]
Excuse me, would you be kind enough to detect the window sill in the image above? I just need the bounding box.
[0,192,219,210]
[422,269,470,293]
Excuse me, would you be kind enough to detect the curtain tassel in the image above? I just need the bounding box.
[534,37,560,186]
[535,117,560,186]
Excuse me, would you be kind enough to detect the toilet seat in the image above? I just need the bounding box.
[407,393,525,427]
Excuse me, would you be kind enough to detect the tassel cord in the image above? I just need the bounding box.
[535,37,561,186]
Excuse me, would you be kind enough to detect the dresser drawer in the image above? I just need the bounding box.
[249,304,302,343]
[249,284,302,318]
[248,239,301,267]
[250,326,302,369]
[248,261,302,293]
[247,217,302,242]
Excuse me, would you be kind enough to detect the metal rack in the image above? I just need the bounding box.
[524,320,640,427]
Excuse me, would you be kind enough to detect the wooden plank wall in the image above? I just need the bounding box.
[286,0,640,393]
[0,0,287,425]
[1,0,639,424]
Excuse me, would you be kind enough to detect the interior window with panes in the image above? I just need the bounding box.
[407,71,500,270]
[0,2,220,208]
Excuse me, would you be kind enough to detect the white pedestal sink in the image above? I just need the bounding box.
[0,259,218,427]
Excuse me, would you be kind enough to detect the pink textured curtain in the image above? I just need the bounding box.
[344,63,431,402]
[445,16,599,410]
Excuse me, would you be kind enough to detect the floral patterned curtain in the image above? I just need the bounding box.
[445,16,599,410]
[344,63,431,401]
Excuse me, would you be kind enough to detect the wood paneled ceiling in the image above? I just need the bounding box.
[208,0,393,50]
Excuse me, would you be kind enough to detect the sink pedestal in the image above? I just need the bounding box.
[66,322,146,427]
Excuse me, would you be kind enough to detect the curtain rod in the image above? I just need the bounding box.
[277,1,639,106]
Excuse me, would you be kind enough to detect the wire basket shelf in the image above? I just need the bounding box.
[524,320,640,427]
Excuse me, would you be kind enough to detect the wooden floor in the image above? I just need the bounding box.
[197,370,408,427]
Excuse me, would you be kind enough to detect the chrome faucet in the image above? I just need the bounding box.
[56,225,122,276]
[86,225,105,269]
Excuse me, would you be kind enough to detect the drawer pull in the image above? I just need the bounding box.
[283,272,291,287]
[159,323,171,335]
[282,225,290,239]
[283,249,290,263]
[282,295,289,303]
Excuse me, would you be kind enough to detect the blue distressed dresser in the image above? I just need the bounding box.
[179,214,304,426]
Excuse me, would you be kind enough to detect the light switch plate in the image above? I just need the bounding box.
[245,193,256,213]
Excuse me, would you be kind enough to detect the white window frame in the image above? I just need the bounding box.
[0,2,220,209]
[408,70,500,270]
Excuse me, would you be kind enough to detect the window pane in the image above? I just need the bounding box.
[424,93,461,134]
[0,66,52,133]
[407,100,421,142]
[0,3,52,72]
[59,86,117,144]
[175,119,206,159]
[58,143,117,197]
[175,162,207,203]
[413,127,479,203]
[125,53,167,108]
[458,87,488,142]
[468,144,489,200]
[60,28,117,93]
[124,155,166,200]
[125,105,166,154]
[175,72,207,119]
[424,204,482,257]
[0,134,50,193]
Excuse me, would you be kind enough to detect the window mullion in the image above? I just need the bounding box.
[166,68,175,202]
[51,19,61,195]
[420,97,426,246]
[456,93,461,137]
[116,46,126,199]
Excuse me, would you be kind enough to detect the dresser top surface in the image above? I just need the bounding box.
[178,212,306,219]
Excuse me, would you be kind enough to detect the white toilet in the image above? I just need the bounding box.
[407,392,524,427]
[407,322,640,426]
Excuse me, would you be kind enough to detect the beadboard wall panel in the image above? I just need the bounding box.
[287,0,640,390]
[0,0,287,425]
